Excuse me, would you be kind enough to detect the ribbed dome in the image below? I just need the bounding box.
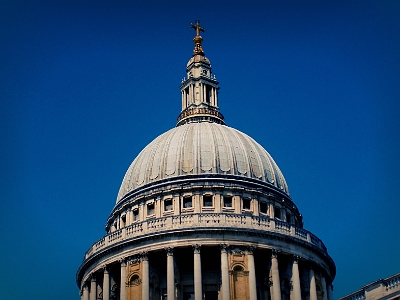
[117,122,289,203]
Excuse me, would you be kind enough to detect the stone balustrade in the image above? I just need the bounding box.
[339,273,400,300]
[385,274,400,291]
[84,213,327,260]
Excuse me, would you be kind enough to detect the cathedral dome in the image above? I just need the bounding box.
[116,122,289,203]
[77,21,335,300]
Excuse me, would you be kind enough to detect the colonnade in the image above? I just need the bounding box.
[181,82,218,109]
[80,246,333,300]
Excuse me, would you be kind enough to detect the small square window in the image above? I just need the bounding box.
[260,202,267,214]
[183,196,192,208]
[274,207,281,219]
[203,195,213,207]
[164,199,173,211]
[243,198,251,210]
[223,196,232,207]
[147,203,155,215]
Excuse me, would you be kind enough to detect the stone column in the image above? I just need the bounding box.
[120,259,127,300]
[82,283,89,300]
[193,244,203,300]
[220,244,230,300]
[103,267,110,300]
[182,91,185,110]
[166,247,175,300]
[201,83,204,103]
[271,249,281,300]
[247,246,257,300]
[268,203,274,218]
[211,88,214,106]
[309,268,317,300]
[291,256,301,300]
[90,275,96,300]
[142,252,149,300]
[321,276,328,300]
[327,284,333,300]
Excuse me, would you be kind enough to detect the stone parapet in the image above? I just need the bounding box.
[84,213,327,261]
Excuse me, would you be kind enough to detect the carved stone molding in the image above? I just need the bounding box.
[192,244,201,254]
[231,248,245,256]
[128,256,141,265]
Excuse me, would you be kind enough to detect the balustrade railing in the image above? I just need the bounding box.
[84,213,327,260]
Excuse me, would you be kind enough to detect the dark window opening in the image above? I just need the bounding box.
[147,203,155,215]
[203,195,213,207]
[274,207,281,219]
[164,199,173,211]
[132,209,139,221]
[243,198,251,210]
[260,202,267,214]
[286,213,291,223]
[223,196,232,207]
[183,196,192,208]
[233,265,244,272]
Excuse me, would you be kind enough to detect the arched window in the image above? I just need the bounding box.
[129,274,141,286]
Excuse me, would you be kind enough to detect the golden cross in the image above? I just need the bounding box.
[191,20,205,36]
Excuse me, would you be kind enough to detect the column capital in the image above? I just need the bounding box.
[165,247,174,256]
[102,265,109,273]
[90,273,97,281]
[220,243,229,253]
[293,255,301,263]
[119,258,127,267]
[192,244,201,254]
[247,245,256,254]
[140,251,149,261]
[82,282,89,290]
[271,248,280,258]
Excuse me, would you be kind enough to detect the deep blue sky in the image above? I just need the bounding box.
[1,0,399,299]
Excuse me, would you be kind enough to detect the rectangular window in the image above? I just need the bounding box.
[164,199,173,211]
[286,213,291,223]
[132,209,139,221]
[223,196,232,207]
[203,195,213,207]
[147,203,155,215]
[242,198,251,210]
[183,196,192,208]
[260,202,267,214]
[274,207,281,219]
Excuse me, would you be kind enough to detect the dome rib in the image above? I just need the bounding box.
[116,122,290,203]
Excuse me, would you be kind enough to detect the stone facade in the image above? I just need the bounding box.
[340,273,400,300]
[76,21,336,300]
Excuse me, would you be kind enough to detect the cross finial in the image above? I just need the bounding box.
[190,20,205,56]
[191,20,205,36]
